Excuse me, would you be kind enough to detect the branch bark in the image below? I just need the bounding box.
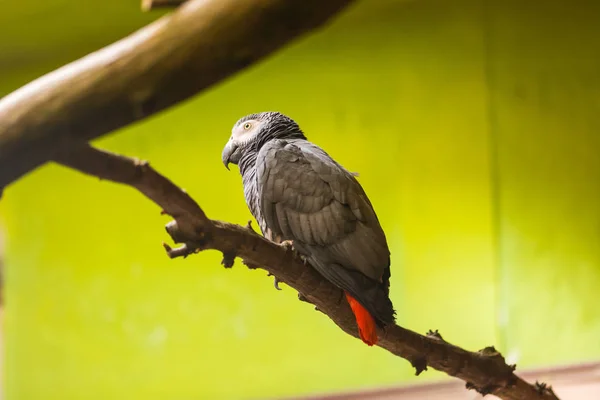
[54,145,560,400]
[0,0,354,190]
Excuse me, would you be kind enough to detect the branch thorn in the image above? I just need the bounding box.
[479,346,502,357]
[243,261,259,269]
[465,382,498,396]
[163,242,196,258]
[535,381,556,396]
[426,329,444,341]
[410,356,428,376]
[298,293,310,303]
[221,252,235,268]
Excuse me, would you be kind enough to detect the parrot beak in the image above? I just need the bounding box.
[221,141,238,170]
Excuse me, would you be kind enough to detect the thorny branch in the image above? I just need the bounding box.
[55,145,560,400]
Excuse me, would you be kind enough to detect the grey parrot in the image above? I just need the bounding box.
[221,112,395,345]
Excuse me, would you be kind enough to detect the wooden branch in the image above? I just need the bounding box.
[0,0,354,190]
[54,145,560,400]
[141,0,187,12]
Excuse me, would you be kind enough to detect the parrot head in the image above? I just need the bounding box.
[222,111,305,170]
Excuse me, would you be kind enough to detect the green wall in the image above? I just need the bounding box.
[486,0,600,365]
[0,0,599,399]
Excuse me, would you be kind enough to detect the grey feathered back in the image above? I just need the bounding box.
[235,112,395,325]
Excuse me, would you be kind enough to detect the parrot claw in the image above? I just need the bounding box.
[280,240,294,251]
[280,240,309,265]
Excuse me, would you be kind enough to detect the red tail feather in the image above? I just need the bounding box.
[345,292,378,346]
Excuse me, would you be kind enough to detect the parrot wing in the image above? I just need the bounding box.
[255,138,395,324]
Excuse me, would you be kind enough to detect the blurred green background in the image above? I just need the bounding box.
[1,0,599,399]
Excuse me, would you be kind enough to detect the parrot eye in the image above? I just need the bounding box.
[243,123,252,130]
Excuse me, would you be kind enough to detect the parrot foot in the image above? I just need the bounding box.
[280,240,294,251]
[280,240,309,265]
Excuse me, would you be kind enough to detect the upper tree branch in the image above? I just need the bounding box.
[0,0,354,190]
[55,145,560,400]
